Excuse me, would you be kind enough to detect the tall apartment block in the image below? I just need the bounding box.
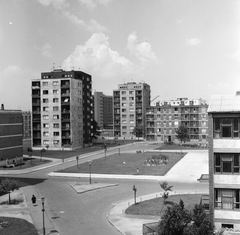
[0,104,23,166]
[208,92,240,230]
[113,82,150,138]
[22,111,31,139]
[31,69,93,150]
[94,92,113,135]
[146,98,208,143]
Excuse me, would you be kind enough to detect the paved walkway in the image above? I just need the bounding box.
[0,148,209,235]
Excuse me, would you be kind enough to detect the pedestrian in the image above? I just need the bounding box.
[31,195,36,205]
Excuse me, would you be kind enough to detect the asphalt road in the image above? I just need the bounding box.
[5,142,208,235]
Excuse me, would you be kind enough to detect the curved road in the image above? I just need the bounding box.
[12,142,208,235]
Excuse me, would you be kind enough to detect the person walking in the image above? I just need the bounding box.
[31,195,36,205]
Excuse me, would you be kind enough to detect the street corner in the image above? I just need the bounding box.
[67,182,119,194]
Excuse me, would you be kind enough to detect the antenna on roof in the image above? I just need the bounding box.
[72,66,74,71]
[53,63,55,70]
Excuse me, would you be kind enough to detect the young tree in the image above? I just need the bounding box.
[175,125,189,144]
[0,178,19,204]
[158,200,191,235]
[159,181,173,204]
[133,125,143,140]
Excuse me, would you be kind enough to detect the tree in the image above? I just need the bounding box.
[133,125,143,140]
[158,200,191,235]
[0,178,19,204]
[91,120,101,141]
[159,181,173,204]
[175,125,189,144]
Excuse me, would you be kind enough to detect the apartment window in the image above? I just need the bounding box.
[122,91,126,95]
[53,106,59,111]
[215,153,240,173]
[43,98,48,103]
[43,90,48,95]
[122,103,126,107]
[53,81,59,86]
[43,131,49,137]
[129,97,134,101]
[122,109,126,112]
[43,115,49,120]
[215,189,240,210]
[43,107,49,111]
[54,132,59,136]
[53,123,59,128]
[129,91,133,94]
[53,140,59,145]
[214,118,240,138]
[43,140,49,145]
[53,98,59,103]
[42,82,48,86]
[122,97,126,101]
[122,126,127,129]
[53,90,59,94]
[43,123,49,128]
[53,115,59,120]
[122,120,127,124]
[130,114,134,118]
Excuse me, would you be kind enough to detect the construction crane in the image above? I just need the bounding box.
[150,95,160,104]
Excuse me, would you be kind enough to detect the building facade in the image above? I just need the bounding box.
[0,106,23,166]
[113,82,150,139]
[208,92,240,230]
[22,111,31,139]
[146,98,208,143]
[31,69,93,150]
[94,92,113,137]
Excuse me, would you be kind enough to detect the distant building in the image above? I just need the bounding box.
[22,111,31,139]
[146,98,208,143]
[208,92,240,230]
[113,82,151,138]
[0,104,23,166]
[31,69,93,150]
[94,92,113,136]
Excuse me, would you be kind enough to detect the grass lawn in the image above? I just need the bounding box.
[125,194,202,216]
[0,217,38,235]
[0,157,51,171]
[58,152,184,175]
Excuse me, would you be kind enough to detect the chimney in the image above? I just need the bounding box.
[1,104,4,110]
[236,91,240,96]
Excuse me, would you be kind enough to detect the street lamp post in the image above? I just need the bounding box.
[89,161,92,184]
[41,197,46,235]
[76,156,79,168]
[132,185,137,204]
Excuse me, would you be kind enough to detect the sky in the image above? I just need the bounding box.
[0,0,240,110]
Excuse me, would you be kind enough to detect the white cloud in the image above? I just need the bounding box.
[42,43,53,58]
[38,0,68,9]
[62,11,107,32]
[62,33,136,78]
[77,0,114,10]
[186,38,201,46]
[127,32,158,63]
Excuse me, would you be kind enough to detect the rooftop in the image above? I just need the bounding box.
[208,93,240,113]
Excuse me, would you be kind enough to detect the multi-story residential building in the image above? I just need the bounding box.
[31,69,93,150]
[93,92,113,135]
[113,82,150,138]
[146,98,208,143]
[0,104,23,166]
[208,92,240,230]
[22,111,31,139]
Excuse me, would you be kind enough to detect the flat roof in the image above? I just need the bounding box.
[208,95,240,113]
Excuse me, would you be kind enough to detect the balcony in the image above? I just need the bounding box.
[61,81,70,88]
[61,109,70,113]
[32,101,41,106]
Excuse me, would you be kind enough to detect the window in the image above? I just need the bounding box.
[122,109,126,112]
[53,115,59,120]
[53,140,59,145]
[43,131,49,136]
[54,132,59,136]
[53,90,59,94]
[122,91,126,95]
[43,107,49,111]
[129,91,133,94]
[43,98,48,103]
[215,189,240,210]
[122,126,127,129]
[215,153,240,173]
[53,106,59,111]
[43,90,48,95]
[43,140,49,145]
[122,97,126,101]
[53,98,59,103]
[53,81,58,86]
[42,82,48,86]
[122,103,126,107]
[53,123,59,128]
[214,118,240,138]
[43,115,49,120]
[43,123,49,128]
